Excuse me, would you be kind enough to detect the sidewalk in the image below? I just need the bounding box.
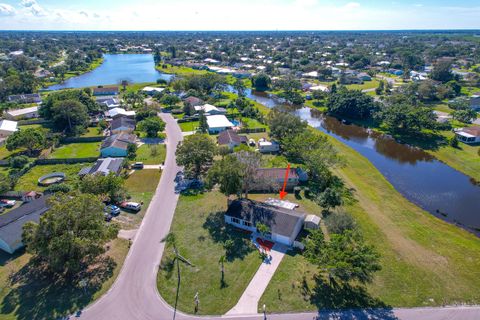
[225,242,288,315]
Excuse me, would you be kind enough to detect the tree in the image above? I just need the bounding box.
[235,151,263,198]
[127,143,137,160]
[9,155,29,168]
[378,103,437,134]
[327,87,378,120]
[233,78,246,97]
[160,94,181,108]
[251,73,271,91]
[138,117,166,137]
[6,128,47,156]
[206,155,243,197]
[78,173,126,203]
[51,99,89,135]
[316,187,343,212]
[324,211,357,234]
[449,136,459,148]
[282,130,340,166]
[22,193,118,276]
[256,222,270,237]
[375,80,385,95]
[176,134,217,178]
[452,109,477,124]
[198,111,208,133]
[305,230,381,286]
[430,61,454,83]
[0,174,11,194]
[266,109,307,142]
[41,89,98,118]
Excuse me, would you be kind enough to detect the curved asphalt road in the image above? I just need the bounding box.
[79,113,480,320]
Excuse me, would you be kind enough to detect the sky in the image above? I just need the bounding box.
[0,0,479,31]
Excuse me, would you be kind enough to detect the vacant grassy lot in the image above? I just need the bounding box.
[345,79,380,91]
[178,121,199,132]
[259,130,480,311]
[0,238,129,320]
[50,142,101,159]
[157,192,263,315]
[119,169,161,228]
[14,163,89,192]
[156,64,209,76]
[132,144,166,165]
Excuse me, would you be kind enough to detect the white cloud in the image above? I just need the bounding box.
[344,2,361,10]
[20,0,35,7]
[294,0,318,7]
[20,0,47,17]
[0,3,16,16]
[79,11,89,18]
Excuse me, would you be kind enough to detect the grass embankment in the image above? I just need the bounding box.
[157,192,263,315]
[0,238,129,320]
[259,130,480,311]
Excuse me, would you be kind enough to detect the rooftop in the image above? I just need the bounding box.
[206,115,234,128]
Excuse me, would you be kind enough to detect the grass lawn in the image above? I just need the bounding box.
[240,117,268,129]
[156,64,209,76]
[81,127,103,137]
[259,129,480,311]
[14,163,90,192]
[157,191,263,315]
[132,144,166,165]
[178,121,199,132]
[50,142,101,159]
[345,79,380,91]
[119,169,161,229]
[0,238,129,320]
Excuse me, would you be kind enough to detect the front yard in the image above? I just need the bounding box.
[157,191,263,315]
[132,144,166,165]
[178,121,199,132]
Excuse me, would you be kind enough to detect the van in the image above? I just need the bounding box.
[121,201,142,212]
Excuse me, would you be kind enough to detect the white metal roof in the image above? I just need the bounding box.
[265,198,299,210]
[0,120,18,132]
[142,86,165,93]
[206,115,233,129]
[194,104,219,113]
[5,106,38,117]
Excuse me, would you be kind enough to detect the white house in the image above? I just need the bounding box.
[455,126,480,144]
[194,104,226,115]
[4,106,39,120]
[0,120,18,138]
[224,199,306,247]
[142,86,165,95]
[206,115,234,134]
[106,108,136,119]
[302,71,319,78]
[310,84,329,92]
[258,139,280,153]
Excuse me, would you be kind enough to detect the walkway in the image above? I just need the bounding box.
[226,242,288,315]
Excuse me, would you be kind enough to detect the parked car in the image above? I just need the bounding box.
[120,201,142,212]
[104,212,112,222]
[104,205,121,216]
[0,199,16,208]
[174,170,184,182]
[132,162,144,169]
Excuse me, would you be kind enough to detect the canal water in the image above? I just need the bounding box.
[241,88,480,235]
[47,54,173,90]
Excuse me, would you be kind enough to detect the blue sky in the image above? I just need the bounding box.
[0,0,479,30]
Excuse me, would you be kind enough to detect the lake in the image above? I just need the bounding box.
[241,88,480,236]
[47,54,173,90]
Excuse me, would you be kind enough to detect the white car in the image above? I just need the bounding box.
[120,201,142,212]
[0,199,16,208]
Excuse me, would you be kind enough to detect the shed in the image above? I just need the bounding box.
[304,215,321,230]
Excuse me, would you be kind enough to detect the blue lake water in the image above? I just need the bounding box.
[47,54,173,90]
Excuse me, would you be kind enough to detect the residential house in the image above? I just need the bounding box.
[258,140,280,153]
[470,95,480,111]
[0,120,18,138]
[206,115,234,134]
[96,96,121,109]
[302,71,319,79]
[93,87,120,96]
[142,86,165,95]
[184,96,204,107]
[7,93,41,104]
[78,158,125,177]
[100,133,137,157]
[357,72,372,81]
[106,107,136,119]
[224,198,306,247]
[0,196,49,254]
[253,167,307,192]
[217,130,247,150]
[111,116,136,134]
[4,106,39,120]
[194,104,227,115]
[455,126,480,144]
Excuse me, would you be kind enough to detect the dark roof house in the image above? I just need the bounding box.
[7,93,41,104]
[224,198,306,246]
[0,196,49,254]
[111,116,136,133]
[252,168,307,192]
[183,96,204,107]
[217,130,247,149]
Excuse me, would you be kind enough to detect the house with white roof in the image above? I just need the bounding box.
[194,104,226,115]
[142,86,165,95]
[0,120,18,138]
[106,108,136,119]
[302,71,319,78]
[4,106,39,120]
[206,115,234,134]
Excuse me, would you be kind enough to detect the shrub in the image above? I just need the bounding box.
[45,183,72,194]
[325,211,357,235]
[9,155,29,169]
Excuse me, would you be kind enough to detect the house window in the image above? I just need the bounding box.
[242,221,252,227]
[231,217,240,224]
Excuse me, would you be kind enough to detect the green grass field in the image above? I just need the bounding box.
[157,192,263,315]
[14,163,90,192]
[50,142,101,159]
[345,79,380,91]
[178,121,199,132]
[156,64,209,76]
[132,144,166,165]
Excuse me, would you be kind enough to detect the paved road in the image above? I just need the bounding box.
[78,113,480,320]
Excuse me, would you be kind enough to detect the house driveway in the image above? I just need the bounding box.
[225,242,288,316]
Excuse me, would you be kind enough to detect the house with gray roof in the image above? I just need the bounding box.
[224,198,306,246]
[100,133,137,158]
[0,196,49,254]
[111,116,136,134]
[78,158,125,177]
